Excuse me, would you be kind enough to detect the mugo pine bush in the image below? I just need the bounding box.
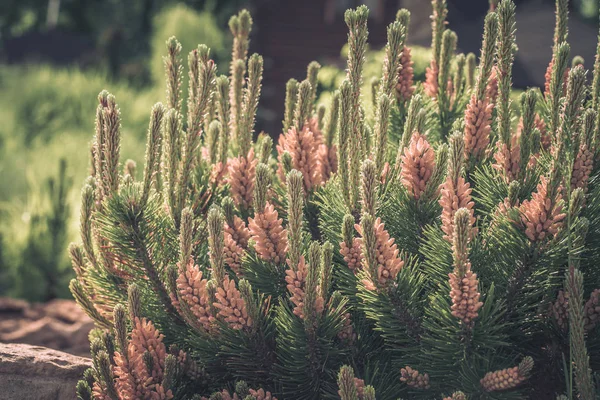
[72,1,600,399]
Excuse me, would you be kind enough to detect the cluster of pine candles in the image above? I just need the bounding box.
[70,0,600,399]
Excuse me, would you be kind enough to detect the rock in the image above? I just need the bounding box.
[0,343,91,400]
[0,297,93,357]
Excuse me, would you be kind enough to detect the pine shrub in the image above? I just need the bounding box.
[72,1,600,399]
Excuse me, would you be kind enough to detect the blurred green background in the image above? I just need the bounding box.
[0,0,242,300]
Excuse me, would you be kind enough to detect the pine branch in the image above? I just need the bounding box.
[547,43,570,138]
[239,54,263,156]
[216,75,231,165]
[475,13,499,100]
[141,103,166,207]
[287,170,305,269]
[431,0,448,65]
[283,79,299,133]
[344,6,369,210]
[294,80,313,131]
[325,91,340,148]
[339,80,353,212]
[164,37,183,113]
[495,0,516,146]
[163,109,182,224]
[567,266,596,400]
[373,93,392,176]
[306,61,321,107]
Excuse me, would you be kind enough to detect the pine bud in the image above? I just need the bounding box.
[339,80,353,210]
[400,366,430,389]
[69,243,86,278]
[214,276,252,330]
[362,386,376,400]
[584,289,600,332]
[283,79,299,133]
[80,183,97,269]
[253,163,272,212]
[306,61,321,106]
[207,120,221,164]
[566,266,596,399]
[438,30,457,103]
[357,215,403,289]
[163,109,182,220]
[519,176,566,242]
[285,256,308,319]
[571,142,594,193]
[423,143,448,200]
[249,202,288,265]
[337,365,359,400]
[229,146,258,208]
[441,134,476,241]
[215,75,231,165]
[70,279,111,329]
[187,47,201,128]
[76,380,93,400]
[316,104,326,131]
[222,197,236,227]
[97,351,118,399]
[481,357,533,392]
[361,159,378,216]
[280,151,293,176]
[124,159,136,180]
[127,283,141,321]
[259,136,273,165]
[380,20,405,99]
[239,54,263,156]
[177,259,214,332]
[180,207,194,268]
[101,332,115,366]
[443,391,466,400]
[476,13,499,100]
[294,80,313,131]
[431,0,448,65]
[400,132,436,200]
[466,53,476,89]
[424,59,440,98]
[448,131,465,182]
[373,93,392,176]
[449,208,482,326]
[396,45,415,103]
[325,91,340,148]
[552,289,569,330]
[277,124,322,192]
[496,0,517,146]
[164,37,183,112]
[208,207,226,284]
[547,43,570,135]
[162,354,177,391]
[452,53,466,100]
[303,242,323,329]
[287,169,304,268]
[231,59,246,143]
[320,242,334,303]
[101,93,121,197]
[463,95,493,162]
[113,304,128,357]
[141,103,166,206]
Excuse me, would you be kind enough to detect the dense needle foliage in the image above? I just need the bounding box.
[72,1,600,399]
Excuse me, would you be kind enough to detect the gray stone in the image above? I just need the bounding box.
[0,343,91,400]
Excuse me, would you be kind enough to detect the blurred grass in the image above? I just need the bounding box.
[0,3,229,300]
[0,65,154,299]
